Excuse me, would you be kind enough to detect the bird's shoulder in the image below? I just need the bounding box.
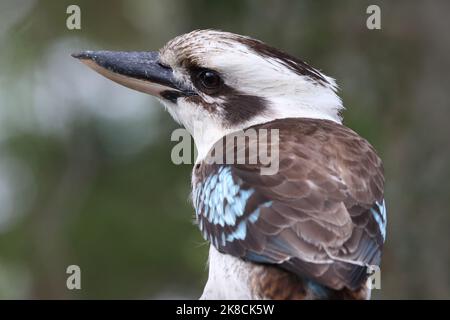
[194,117,384,201]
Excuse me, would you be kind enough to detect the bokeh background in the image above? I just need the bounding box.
[0,0,449,299]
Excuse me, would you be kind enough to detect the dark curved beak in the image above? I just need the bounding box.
[72,51,192,101]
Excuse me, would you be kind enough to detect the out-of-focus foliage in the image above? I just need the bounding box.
[0,0,449,299]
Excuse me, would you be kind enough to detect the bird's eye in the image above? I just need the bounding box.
[194,69,223,94]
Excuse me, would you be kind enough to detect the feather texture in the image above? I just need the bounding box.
[193,118,386,293]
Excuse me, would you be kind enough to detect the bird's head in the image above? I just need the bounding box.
[73,30,343,159]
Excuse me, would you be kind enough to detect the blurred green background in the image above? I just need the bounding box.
[0,0,449,299]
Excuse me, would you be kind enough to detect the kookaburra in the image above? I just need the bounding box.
[73,30,386,300]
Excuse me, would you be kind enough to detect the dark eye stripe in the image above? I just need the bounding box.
[182,61,268,126]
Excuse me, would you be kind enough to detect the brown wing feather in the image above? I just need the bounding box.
[194,118,385,291]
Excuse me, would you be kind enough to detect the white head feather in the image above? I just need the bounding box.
[158,30,344,160]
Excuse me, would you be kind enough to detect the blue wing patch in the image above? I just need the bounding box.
[193,166,270,247]
[370,199,387,241]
